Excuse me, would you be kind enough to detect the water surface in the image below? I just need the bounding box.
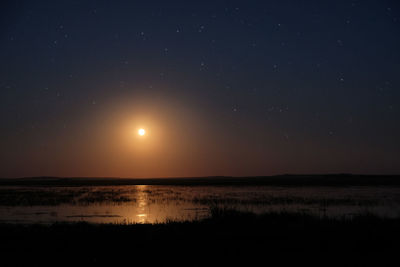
[0,185,399,224]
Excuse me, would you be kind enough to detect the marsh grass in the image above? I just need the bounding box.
[0,187,135,206]
[0,188,86,206]
[1,211,398,266]
[0,187,382,207]
[0,183,399,265]
[0,185,398,224]
[193,195,380,207]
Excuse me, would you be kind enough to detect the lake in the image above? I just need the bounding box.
[1,185,399,224]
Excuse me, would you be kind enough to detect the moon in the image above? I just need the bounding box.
[138,128,146,136]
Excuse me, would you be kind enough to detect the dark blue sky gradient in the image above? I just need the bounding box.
[1,0,399,177]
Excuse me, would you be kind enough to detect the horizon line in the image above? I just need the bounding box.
[2,173,400,180]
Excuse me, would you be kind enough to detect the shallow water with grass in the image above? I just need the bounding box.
[0,185,399,224]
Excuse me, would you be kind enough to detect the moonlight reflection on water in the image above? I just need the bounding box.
[0,185,399,224]
[136,185,149,223]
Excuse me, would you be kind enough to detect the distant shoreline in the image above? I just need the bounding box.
[0,174,399,187]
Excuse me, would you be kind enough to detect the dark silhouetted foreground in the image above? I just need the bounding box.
[0,209,398,266]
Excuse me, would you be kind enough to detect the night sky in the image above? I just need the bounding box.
[1,0,399,178]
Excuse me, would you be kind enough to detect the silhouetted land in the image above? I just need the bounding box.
[1,175,399,266]
[0,209,398,266]
[1,174,400,187]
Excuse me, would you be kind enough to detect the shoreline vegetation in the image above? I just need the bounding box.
[1,174,400,187]
[1,176,399,265]
[0,208,399,265]
[0,185,387,207]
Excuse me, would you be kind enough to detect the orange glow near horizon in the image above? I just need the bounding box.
[0,94,284,178]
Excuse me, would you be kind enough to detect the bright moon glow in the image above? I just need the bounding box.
[138,128,146,136]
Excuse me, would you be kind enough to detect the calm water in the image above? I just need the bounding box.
[0,185,399,224]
